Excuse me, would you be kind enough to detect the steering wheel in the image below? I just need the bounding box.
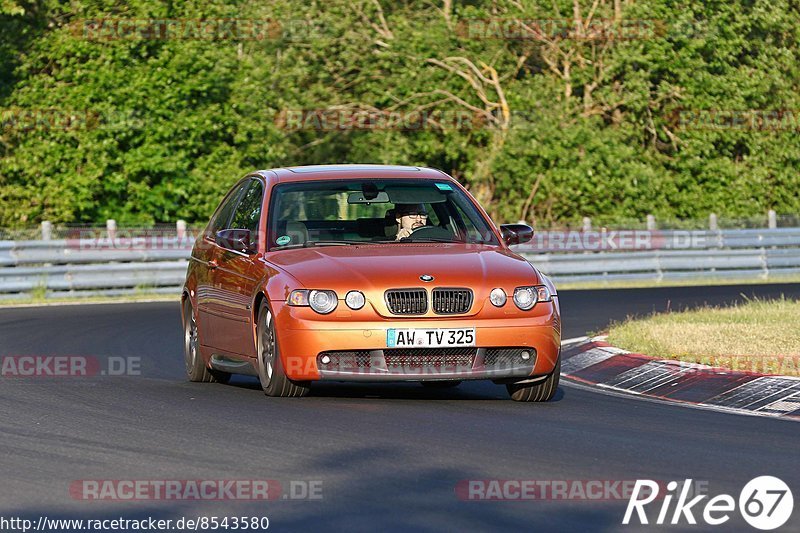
[406,225,452,240]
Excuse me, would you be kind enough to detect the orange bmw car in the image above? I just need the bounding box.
[181,165,561,401]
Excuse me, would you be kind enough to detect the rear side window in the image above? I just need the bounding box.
[229,179,264,248]
[210,182,247,234]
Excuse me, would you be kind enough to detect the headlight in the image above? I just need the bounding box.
[288,289,338,314]
[489,288,507,307]
[345,290,365,310]
[309,290,338,314]
[513,285,552,310]
[513,287,536,310]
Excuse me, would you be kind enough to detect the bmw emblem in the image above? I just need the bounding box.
[420,274,434,282]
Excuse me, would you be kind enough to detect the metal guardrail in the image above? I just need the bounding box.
[1,228,799,300]
[516,228,800,283]
[0,237,192,300]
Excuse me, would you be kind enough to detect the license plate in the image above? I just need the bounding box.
[386,328,475,348]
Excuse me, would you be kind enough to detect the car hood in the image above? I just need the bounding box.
[266,243,539,294]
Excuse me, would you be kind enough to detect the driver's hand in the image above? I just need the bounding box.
[396,227,413,240]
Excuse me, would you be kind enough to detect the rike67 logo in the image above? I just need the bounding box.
[624,476,793,530]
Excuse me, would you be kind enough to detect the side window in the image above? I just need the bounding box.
[210,182,247,235]
[450,201,484,242]
[425,203,441,226]
[229,179,264,248]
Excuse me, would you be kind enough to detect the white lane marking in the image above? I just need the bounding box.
[561,336,590,345]
[604,361,693,393]
[655,359,732,373]
[757,393,800,415]
[560,378,799,422]
[566,379,800,421]
[703,376,800,410]
[558,340,800,421]
[561,347,619,374]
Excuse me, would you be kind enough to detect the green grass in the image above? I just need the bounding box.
[607,297,800,376]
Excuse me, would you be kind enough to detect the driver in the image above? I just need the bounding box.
[395,203,428,240]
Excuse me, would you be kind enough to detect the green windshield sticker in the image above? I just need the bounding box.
[276,235,291,245]
[435,183,453,191]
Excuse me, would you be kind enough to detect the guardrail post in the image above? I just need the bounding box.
[582,217,592,232]
[655,250,664,282]
[709,213,718,231]
[41,221,52,241]
[768,210,777,229]
[177,220,187,239]
[646,214,656,231]
[106,219,117,241]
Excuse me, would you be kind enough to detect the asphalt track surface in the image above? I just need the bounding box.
[1,284,799,532]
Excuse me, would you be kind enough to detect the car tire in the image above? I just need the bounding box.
[506,355,560,402]
[256,301,310,398]
[421,381,461,388]
[183,299,230,384]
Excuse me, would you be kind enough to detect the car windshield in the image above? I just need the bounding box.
[268,179,500,249]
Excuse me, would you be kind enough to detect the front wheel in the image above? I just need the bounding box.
[506,356,560,402]
[256,302,309,397]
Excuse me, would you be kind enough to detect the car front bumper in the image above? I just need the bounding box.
[271,299,561,382]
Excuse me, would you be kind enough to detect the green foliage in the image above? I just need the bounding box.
[0,0,798,227]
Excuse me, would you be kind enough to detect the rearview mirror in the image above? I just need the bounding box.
[500,224,534,246]
[348,191,390,204]
[216,229,255,254]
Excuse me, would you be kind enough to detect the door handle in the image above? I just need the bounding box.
[208,259,218,270]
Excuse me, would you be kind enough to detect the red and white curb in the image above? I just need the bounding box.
[560,336,800,420]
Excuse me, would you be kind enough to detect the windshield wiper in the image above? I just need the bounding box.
[303,240,380,247]
[273,240,384,249]
[396,237,459,243]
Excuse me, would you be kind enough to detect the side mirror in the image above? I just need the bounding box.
[216,229,255,254]
[500,224,534,246]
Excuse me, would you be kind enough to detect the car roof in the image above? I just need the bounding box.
[255,164,451,183]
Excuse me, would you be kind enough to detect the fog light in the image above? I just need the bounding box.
[320,355,331,365]
[521,350,531,361]
[489,288,507,307]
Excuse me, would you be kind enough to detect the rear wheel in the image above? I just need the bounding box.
[183,299,230,383]
[256,302,309,397]
[506,355,560,402]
